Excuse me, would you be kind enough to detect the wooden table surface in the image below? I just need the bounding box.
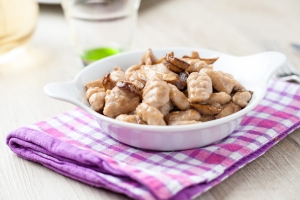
[1,0,300,199]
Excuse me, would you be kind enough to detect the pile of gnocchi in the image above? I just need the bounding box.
[85,49,252,126]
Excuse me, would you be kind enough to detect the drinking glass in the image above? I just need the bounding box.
[0,0,39,63]
[61,0,141,66]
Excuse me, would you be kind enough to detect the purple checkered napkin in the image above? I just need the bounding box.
[7,79,300,200]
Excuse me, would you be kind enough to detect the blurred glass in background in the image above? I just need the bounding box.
[0,0,39,63]
[61,0,141,66]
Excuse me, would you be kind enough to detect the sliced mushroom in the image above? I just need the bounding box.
[191,103,222,115]
[102,73,112,91]
[102,66,126,90]
[116,81,142,96]
[164,53,190,70]
[162,60,183,73]
[179,71,189,82]
[163,74,187,90]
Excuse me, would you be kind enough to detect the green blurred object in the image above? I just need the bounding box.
[81,47,121,66]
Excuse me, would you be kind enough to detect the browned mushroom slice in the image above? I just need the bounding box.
[162,60,183,73]
[141,49,157,65]
[183,89,189,98]
[89,92,106,112]
[136,103,166,126]
[102,66,126,90]
[164,53,190,70]
[85,78,103,89]
[102,73,112,91]
[115,114,147,124]
[116,81,142,96]
[86,87,105,99]
[215,102,241,119]
[232,90,253,108]
[199,57,219,64]
[168,120,200,126]
[191,103,222,115]
[179,71,189,82]
[164,109,201,125]
[163,74,187,90]
[103,87,140,118]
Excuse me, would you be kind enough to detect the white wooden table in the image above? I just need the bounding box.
[1,1,300,199]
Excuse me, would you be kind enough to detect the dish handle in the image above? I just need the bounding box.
[43,81,88,108]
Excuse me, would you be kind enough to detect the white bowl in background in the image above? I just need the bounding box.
[44,47,286,151]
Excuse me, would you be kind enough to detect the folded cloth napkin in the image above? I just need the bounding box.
[7,79,300,200]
